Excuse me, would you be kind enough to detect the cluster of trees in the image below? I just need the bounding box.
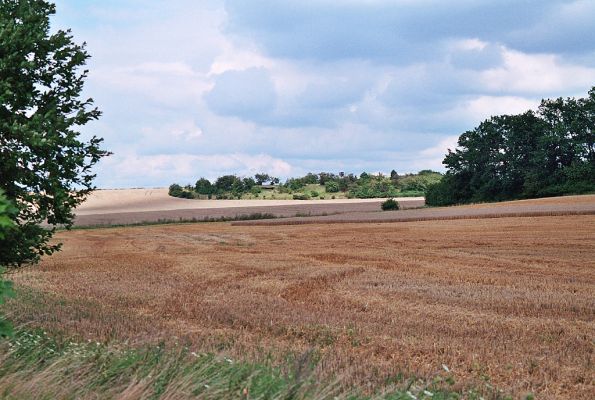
[282,170,441,198]
[170,170,442,200]
[169,173,281,199]
[426,88,595,206]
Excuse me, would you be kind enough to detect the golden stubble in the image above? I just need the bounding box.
[9,215,595,399]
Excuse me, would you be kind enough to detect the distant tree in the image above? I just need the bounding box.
[254,173,271,185]
[195,178,213,195]
[168,184,183,197]
[390,169,399,180]
[286,178,305,191]
[0,0,110,268]
[215,175,240,192]
[303,173,318,184]
[270,177,280,185]
[325,181,340,193]
[318,172,334,185]
[242,177,256,190]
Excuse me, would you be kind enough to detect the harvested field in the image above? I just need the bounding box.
[8,212,595,398]
[235,194,595,226]
[73,188,423,227]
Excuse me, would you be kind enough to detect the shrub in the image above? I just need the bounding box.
[325,181,340,193]
[381,199,399,211]
[168,184,183,197]
[292,194,310,200]
[310,190,320,198]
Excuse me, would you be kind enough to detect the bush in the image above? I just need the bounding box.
[325,181,340,193]
[292,194,310,200]
[310,190,319,197]
[381,198,399,211]
[168,184,183,197]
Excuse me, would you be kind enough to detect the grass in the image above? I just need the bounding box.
[0,329,468,400]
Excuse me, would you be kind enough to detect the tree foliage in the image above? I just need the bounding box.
[170,171,440,200]
[0,0,109,268]
[380,198,399,211]
[0,191,16,337]
[426,87,595,206]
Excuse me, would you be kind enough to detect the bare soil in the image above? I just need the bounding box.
[73,188,424,227]
[234,194,595,226]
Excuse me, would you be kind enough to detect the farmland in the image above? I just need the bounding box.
[5,197,595,399]
[72,188,424,227]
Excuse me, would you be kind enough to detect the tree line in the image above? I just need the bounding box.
[169,170,442,200]
[426,87,595,206]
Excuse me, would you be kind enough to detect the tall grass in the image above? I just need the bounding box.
[0,330,465,400]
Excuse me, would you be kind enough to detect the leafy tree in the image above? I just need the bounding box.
[242,177,256,190]
[318,172,337,185]
[325,181,340,193]
[254,173,271,185]
[0,0,110,268]
[194,178,213,195]
[0,191,16,337]
[302,173,318,184]
[168,183,183,197]
[215,175,240,192]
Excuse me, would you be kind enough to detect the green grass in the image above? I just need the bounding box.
[0,329,476,400]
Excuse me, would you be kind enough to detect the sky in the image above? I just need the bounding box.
[52,0,595,188]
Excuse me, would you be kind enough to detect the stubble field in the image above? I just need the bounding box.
[7,211,595,398]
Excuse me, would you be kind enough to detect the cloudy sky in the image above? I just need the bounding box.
[52,0,595,188]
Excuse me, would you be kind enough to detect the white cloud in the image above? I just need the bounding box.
[456,95,540,124]
[48,1,595,187]
[415,135,459,171]
[97,152,293,188]
[481,48,595,94]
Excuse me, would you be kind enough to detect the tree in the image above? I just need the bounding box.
[325,181,340,193]
[0,0,110,268]
[254,173,271,185]
[242,177,256,190]
[194,178,213,195]
[0,191,16,337]
[215,175,240,192]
